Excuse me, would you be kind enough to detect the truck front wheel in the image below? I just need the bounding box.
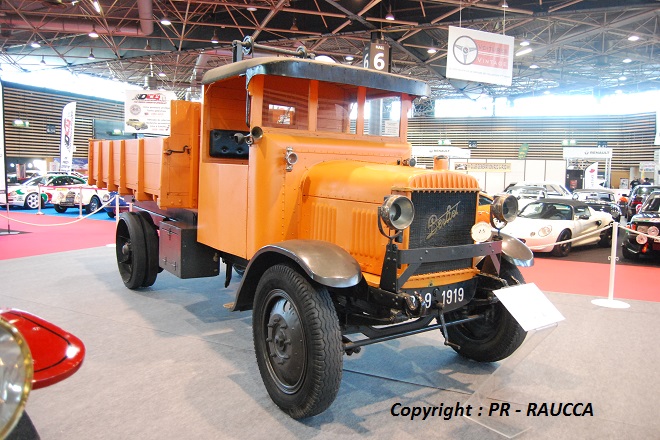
[442,261,527,362]
[252,264,342,419]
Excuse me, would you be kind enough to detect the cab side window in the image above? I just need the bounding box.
[574,206,589,218]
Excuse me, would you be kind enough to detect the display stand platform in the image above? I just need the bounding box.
[464,323,557,438]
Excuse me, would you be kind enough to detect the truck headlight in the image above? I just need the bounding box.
[0,318,33,439]
[379,195,414,230]
[491,194,518,228]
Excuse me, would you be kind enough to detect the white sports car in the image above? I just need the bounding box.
[500,198,614,256]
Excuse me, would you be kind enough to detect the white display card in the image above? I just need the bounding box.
[494,283,565,331]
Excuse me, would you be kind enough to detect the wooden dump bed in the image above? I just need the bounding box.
[88,101,201,209]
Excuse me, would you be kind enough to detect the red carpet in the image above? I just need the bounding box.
[0,211,116,260]
[0,210,655,303]
[520,258,658,302]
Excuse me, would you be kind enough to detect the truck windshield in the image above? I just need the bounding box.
[261,75,402,137]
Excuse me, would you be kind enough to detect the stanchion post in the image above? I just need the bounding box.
[78,186,83,218]
[592,222,630,309]
[115,194,120,225]
[36,184,44,215]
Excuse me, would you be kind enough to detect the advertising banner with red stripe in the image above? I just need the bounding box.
[59,102,76,173]
[0,80,5,203]
[446,26,514,87]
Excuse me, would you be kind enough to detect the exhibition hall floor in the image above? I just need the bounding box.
[1,210,659,439]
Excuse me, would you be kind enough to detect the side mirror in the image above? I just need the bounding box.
[579,214,590,220]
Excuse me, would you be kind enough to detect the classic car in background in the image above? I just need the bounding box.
[624,185,660,220]
[622,192,660,260]
[102,192,130,218]
[505,185,548,211]
[51,184,109,214]
[571,188,622,222]
[500,198,614,257]
[3,173,87,209]
[504,181,572,198]
[0,309,85,439]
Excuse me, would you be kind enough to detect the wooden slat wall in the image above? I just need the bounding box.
[408,113,657,172]
[3,82,123,158]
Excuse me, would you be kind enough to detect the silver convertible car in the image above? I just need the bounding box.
[500,198,614,256]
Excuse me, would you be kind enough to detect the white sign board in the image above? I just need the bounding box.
[59,102,76,173]
[563,147,613,159]
[125,91,178,135]
[584,162,599,189]
[494,283,565,332]
[412,146,471,159]
[446,26,514,87]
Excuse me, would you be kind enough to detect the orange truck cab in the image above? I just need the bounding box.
[88,40,532,419]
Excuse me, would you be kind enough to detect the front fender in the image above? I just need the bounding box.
[231,239,362,311]
[499,232,534,267]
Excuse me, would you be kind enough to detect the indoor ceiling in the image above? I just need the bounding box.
[0,0,658,100]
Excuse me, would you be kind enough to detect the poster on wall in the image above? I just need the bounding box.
[124,90,177,135]
[59,102,76,173]
[0,80,5,204]
[446,26,514,87]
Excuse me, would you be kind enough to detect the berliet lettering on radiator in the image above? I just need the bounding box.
[426,201,461,239]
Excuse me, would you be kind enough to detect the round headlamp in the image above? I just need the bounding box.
[648,226,659,237]
[0,318,33,439]
[379,195,415,230]
[491,194,519,227]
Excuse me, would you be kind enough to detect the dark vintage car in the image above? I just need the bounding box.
[572,188,622,222]
[622,192,660,260]
[624,185,660,220]
[102,191,130,218]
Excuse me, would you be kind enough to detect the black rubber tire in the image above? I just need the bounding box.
[551,229,572,257]
[621,244,637,260]
[443,260,527,362]
[86,195,101,214]
[252,263,342,419]
[598,224,613,248]
[116,212,147,289]
[107,209,116,218]
[137,211,159,287]
[53,204,67,213]
[24,192,41,209]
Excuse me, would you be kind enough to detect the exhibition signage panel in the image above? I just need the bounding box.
[494,283,565,332]
[446,26,514,87]
[562,147,612,159]
[0,80,5,201]
[59,102,76,173]
[454,162,512,173]
[412,146,471,158]
[124,90,178,135]
[583,162,599,189]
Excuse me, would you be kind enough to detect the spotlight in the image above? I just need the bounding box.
[385,6,395,21]
[210,30,219,44]
[160,15,172,26]
[499,0,509,8]
[88,49,95,60]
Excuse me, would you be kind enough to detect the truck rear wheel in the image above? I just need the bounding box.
[442,261,527,362]
[252,263,342,419]
[116,212,148,289]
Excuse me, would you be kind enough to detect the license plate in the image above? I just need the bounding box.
[416,278,477,314]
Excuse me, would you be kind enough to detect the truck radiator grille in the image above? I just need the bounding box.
[408,191,477,274]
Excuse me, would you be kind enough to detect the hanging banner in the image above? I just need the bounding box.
[60,102,76,173]
[563,147,612,159]
[446,26,514,87]
[125,91,177,135]
[0,80,6,204]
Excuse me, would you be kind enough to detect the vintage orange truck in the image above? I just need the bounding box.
[88,40,532,419]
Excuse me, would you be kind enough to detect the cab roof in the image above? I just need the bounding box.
[201,56,431,98]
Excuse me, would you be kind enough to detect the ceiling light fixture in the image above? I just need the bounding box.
[385,6,395,21]
[88,49,95,60]
[92,0,101,14]
[627,35,640,42]
[345,55,354,61]
[210,30,219,44]
[427,40,437,54]
[144,40,152,50]
[520,40,530,47]
[40,56,46,65]
[158,71,166,77]
[619,75,627,81]
[160,15,172,26]
[246,1,257,12]
[622,58,632,63]
[89,26,99,38]
[515,47,532,56]
[499,0,509,8]
[30,40,41,48]
[290,17,298,31]
[529,64,539,69]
